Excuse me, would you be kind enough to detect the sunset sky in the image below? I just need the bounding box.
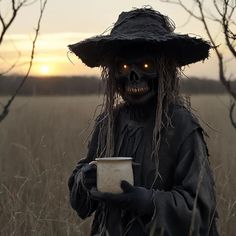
[1,0,235,79]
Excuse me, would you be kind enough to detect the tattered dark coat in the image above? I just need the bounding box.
[68,103,219,236]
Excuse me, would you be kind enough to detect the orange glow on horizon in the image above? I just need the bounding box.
[40,65,49,75]
[34,63,56,77]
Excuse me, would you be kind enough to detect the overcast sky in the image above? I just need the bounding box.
[1,0,235,79]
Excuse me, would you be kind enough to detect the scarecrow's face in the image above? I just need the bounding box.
[114,53,159,105]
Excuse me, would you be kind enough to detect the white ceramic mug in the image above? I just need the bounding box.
[95,157,134,193]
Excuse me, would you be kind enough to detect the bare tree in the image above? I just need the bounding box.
[160,0,236,129]
[0,0,48,122]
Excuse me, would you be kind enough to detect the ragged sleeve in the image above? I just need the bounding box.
[68,116,103,219]
[149,129,219,236]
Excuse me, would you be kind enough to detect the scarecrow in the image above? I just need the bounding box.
[68,7,219,236]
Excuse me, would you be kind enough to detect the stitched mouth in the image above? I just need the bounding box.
[125,85,150,95]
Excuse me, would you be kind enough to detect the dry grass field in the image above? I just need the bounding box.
[0,95,235,236]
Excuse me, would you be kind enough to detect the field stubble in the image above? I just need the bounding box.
[0,95,235,235]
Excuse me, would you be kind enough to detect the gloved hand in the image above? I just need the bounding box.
[90,180,154,216]
[80,163,97,191]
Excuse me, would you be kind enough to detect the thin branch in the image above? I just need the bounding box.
[0,11,6,28]
[229,101,236,129]
[177,0,201,20]
[0,45,21,76]
[195,0,236,98]
[213,0,223,17]
[195,0,219,50]
[204,8,222,23]
[228,4,235,19]
[222,0,236,58]
[159,0,236,128]
[0,0,48,122]
[0,61,18,76]
[23,0,39,7]
[160,0,201,20]
[0,0,29,44]
[177,2,198,28]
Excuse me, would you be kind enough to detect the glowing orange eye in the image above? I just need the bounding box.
[144,63,149,69]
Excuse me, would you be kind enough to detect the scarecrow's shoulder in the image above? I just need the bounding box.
[171,104,200,129]
[169,104,202,147]
[163,104,203,156]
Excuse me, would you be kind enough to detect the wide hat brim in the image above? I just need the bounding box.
[69,8,211,68]
[69,33,211,68]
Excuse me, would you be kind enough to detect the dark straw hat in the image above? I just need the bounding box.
[68,7,211,67]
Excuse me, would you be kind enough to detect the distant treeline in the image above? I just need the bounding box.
[0,75,235,95]
[0,75,102,96]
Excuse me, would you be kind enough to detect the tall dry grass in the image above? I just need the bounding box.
[0,95,235,235]
[191,95,236,235]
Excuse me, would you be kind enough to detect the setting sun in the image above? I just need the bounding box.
[40,65,49,75]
